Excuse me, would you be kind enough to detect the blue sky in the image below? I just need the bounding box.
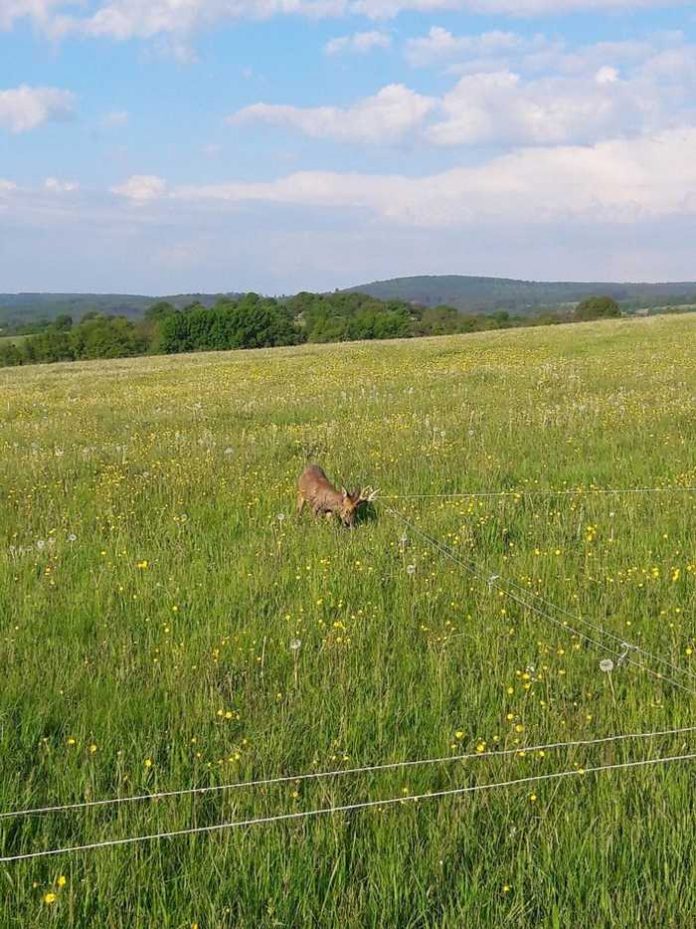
[1,0,695,294]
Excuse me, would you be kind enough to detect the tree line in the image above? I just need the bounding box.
[0,292,622,369]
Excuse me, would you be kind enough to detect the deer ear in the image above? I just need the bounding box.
[341,486,348,498]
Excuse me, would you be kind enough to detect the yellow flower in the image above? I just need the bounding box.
[89,743,97,753]
[57,876,67,888]
[144,758,153,768]
[43,892,58,905]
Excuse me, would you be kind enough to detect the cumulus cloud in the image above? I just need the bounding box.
[232,30,695,149]
[324,30,391,55]
[171,127,696,227]
[0,84,75,133]
[230,84,436,143]
[111,174,168,202]
[426,69,664,146]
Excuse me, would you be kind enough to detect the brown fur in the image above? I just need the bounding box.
[297,465,376,527]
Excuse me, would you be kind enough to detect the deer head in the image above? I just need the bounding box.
[338,486,379,527]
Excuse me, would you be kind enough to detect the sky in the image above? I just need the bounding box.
[1,0,695,294]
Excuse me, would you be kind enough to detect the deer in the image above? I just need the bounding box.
[297,465,378,528]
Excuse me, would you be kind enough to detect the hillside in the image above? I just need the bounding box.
[0,292,239,330]
[344,275,696,314]
[1,315,694,926]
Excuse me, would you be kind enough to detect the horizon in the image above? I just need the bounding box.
[2,2,695,292]
[5,270,696,301]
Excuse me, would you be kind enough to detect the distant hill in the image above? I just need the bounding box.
[343,276,696,315]
[0,292,240,331]
[3,277,696,332]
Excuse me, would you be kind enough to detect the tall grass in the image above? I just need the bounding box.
[0,316,694,927]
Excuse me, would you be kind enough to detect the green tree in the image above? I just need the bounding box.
[574,296,622,321]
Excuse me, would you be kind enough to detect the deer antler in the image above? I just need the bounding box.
[358,486,379,503]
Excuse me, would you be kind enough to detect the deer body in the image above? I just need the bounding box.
[297,465,377,527]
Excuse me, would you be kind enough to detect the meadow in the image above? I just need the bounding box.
[0,315,694,928]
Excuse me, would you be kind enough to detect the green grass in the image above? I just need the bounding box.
[0,316,694,927]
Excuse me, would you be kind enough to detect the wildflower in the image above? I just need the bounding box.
[144,758,153,768]
[57,876,67,887]
[43,893,57,905]
[89,743,97,753]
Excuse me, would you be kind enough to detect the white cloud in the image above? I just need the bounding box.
[111,174,168,202]
[171,127,696,227]
[0,84,75,133]
[353,0,688,17]
[44,177,80,192]
[0,179,18,194]
[0,0,66,30]
[324,29,391,55]
[3,0,690,39]
[231,31,696,150]
[426,68,664,146]
[230,84,436,143]
[406,27,528,67]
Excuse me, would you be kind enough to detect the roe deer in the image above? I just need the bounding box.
[297,465,378,527]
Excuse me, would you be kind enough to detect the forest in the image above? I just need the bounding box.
[0,291,622,368]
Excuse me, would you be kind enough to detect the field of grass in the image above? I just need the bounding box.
[0,316,694,927]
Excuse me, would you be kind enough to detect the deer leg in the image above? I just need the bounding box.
[296,493,306,515]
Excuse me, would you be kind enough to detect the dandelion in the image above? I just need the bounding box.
[144,758,153,768]
[289,638,302,651]
[56,876,67,887]
[406,564,416,576]
[43,893,57,905]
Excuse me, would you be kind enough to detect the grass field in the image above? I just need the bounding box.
[0,316,694,928]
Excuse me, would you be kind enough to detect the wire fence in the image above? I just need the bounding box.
[2,751,694,863]
[384,505,696,697]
